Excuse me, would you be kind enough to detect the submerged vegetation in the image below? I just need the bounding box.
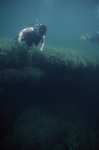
[0,38,99,150]
[0,107,99,150]
[0,38,99,73]
[0,38,99,87]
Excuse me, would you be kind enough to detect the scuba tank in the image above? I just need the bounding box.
[33,24,40,30]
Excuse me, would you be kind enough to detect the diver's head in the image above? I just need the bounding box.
[36,24,47,37]
[39,24,47,35]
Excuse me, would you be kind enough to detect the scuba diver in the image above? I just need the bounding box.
[16,24,47,51]
[80,32,99,44]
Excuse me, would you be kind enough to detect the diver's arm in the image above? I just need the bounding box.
[18,29,26,43]
[18,27,34,43]
[18,32,23,43]
[40,35,45,51]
